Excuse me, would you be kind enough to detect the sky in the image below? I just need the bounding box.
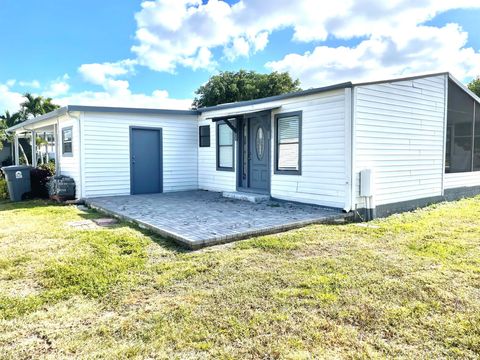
[1,0,480,113]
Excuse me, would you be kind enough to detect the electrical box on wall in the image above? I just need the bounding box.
[360,169,375,197]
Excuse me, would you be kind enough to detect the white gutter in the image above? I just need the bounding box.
[67,111,83,199]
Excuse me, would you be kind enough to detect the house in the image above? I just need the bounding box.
[6,72,480,218]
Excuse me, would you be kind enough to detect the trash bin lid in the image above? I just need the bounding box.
[1,165,31,172]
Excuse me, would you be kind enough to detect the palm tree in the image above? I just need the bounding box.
[19,93,59,119]
[0,110,30,164]
[1,94,60,165]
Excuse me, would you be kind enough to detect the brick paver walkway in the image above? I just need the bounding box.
[86,191,345,248]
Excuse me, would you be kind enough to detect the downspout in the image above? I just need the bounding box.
[55,117,61,175]
[349,85,356,213]
[441,74,448,196]
[344,86,354,212]
[68,111,83,199]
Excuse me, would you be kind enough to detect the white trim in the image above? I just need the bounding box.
[14,135,19,165]
[441,73,448,195]
[344,87,353,211]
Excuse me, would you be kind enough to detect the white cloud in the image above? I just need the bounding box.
[18,80,41,88]
[54,88,191,110]
[132,0,273,72]
[130,0,480,83]
[78,59,137,87]
[0,82,24,114]
[44,74,70,97]
[266,23,480,87]
[0,72,191,113]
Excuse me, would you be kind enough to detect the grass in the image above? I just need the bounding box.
[0,198,479,358]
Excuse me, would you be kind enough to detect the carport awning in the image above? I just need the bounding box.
[207,106,279,133]
[207,106,279,122]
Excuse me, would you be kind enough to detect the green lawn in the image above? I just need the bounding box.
[0,198,479,359]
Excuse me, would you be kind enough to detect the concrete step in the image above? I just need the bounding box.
[222,191,270,203]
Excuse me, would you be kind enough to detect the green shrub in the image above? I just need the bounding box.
[37,161,55,176]
[0,177,8,200]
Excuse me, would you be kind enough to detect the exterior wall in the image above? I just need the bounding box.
[353,74,447,208]
[197,118,236,192]
[444,172,480,189]
[270,90,349,208]
[81,112,198,198]
[58,114,82,198]
[199,88,350,208]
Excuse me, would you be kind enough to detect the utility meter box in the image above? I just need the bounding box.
[360,168,375,197]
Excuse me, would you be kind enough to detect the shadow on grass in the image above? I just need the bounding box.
[77,205,189,254]
[0,198,189,254]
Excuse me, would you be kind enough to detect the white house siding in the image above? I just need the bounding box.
[270,90,349,208]
[354,74,447,208]
[199,89,350,208]
[58,114,82,198]
[80,112,198,198]
[197,118,236,192]
[444,172,480,189]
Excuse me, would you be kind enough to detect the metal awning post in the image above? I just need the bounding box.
[31,130,37,167]
[14,134,19,165]
[45,132,49,163]
[53,123,60,175]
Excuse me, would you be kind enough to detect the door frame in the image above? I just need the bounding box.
[236,110,272,195]
[129,126,163,195]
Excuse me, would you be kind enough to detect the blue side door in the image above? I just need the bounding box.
[130,128,163,194]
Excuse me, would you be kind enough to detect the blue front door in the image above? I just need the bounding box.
[130,128,163,194]
[248,114,270,192]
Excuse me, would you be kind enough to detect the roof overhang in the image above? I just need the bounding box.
[198,82,352,113]
[207,106,280,122]
[6,105,199,133]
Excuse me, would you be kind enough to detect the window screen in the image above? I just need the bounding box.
[275,112,301,174]
[217,122,234,170]
[445,80,474,173]
[474,102,480,171]
[62,127,72,155]
[199,125,210,147]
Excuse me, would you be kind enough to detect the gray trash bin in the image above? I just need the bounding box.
[1,165,31,201]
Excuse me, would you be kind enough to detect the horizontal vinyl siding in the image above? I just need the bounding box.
[197,119,236,192]
[271,90,348,208]
[444,172,480,189]
[58,115,81,198]
[82,112,198,198]
[354,75,446,207]
[199,89,349,208]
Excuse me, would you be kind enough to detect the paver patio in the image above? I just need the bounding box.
[85,190,346,248]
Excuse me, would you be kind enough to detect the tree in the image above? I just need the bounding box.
[0,94,60,163]
[192,70,301,108]
[468,76,480,97]
[19,93,60,119]
[0,111,21,151]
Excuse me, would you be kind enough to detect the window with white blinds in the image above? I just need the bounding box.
[275,112,301,174]
[217,122,234,170]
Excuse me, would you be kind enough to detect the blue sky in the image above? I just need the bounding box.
[1,0,480,112]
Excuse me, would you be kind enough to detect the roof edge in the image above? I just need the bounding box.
[448,73,480,104]
[6,106,68,132]
[197,82,353,113]
[6,105,199,133]
[353,71,450,87]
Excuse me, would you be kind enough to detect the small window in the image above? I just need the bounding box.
[199,125,210,147]
[275,112,301,175]
[217,121,234,171]
[62,127,73,156]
